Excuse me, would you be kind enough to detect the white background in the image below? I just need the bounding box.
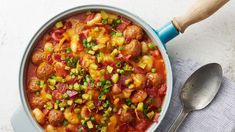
[0,0,234,131]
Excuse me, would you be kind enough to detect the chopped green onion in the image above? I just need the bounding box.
[151,68,156,73]
[73,83,80,91]
[59,102,67,109]
[115,32,122,37]
[126,99,132,106]
[89,63,98,70]
[67,100,73,106]
[82,94,92,100]
[63,93,69,99]
[147,111,155,119]
[111,73,119,83]
[111,49,119,57]
[46,94,52,100]
[119,69,125,74]
[116,62,122,68]
[116,19,121,24]
[36,80,40,86]
[103,100,110,108]
[63,119,68,126]
[82,39,88,46]
[55,21,63,28]
[87,120,93,129]
[56,100,61,104]
[75,98,83,104]
[66,48,71,54]
[148,43,155,49]
[105,80,112,86]
[137,102,144,111]
[102,19,108,24]
[35,91,40,96]
[39,80,45,88]
[81,120,86,125]
[123,63,133,71]
[98,94,106,100]
[111,31,116,36]
[107,65,113,73]
[157,107,162,112]
[118,46,123,50]
[90,116,95,121]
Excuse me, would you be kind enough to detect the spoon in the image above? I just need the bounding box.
[168,63,223,132]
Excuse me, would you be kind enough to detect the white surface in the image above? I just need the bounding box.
[0,0,234,131]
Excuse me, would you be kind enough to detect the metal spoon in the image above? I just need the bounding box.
[168,63,223,132]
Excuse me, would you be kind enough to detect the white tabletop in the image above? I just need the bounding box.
[0,0,234,131]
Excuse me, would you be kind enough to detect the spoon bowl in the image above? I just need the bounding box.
[169,63,223,132]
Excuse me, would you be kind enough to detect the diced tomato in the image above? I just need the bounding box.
[153,59,165,80]
[64,21,72,29]
[136,120,149,131]
[54,62,68,77]
[119,123,128,131]
[79,32,86,42]
[56,83,67,93]
[158,83,167,96]
[150,50,161,59]
[152,96,162,108]
[104,74,111,80]
[133,66,146,74]
[47,54,53,64]
[76,13,88,22]
[85,13,96,22]
[146,87,158,97]
[153,113,160,123]
[125,37,132,43]
[77,42,84,52]
[77,125,88,132]
[51,29,65,42]
[66,77,79,85]
[119,75,128,86]
[116,17,131,32]
[66,90,78,98]
[42,109,50,116]
[53,54,61,62]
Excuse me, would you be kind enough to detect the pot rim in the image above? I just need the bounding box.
[19,4,173,131]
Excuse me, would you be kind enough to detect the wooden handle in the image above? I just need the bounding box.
[172,0,229,33]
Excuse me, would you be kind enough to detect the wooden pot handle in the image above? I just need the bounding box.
[172,0,229,33]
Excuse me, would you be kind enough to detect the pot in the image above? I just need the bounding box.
[11,0,228,131]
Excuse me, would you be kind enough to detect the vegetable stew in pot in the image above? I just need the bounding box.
[26,10,167,132]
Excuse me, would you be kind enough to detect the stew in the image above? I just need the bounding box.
[26,10,167,132]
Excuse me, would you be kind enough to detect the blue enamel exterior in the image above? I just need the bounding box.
[155,22,179,45]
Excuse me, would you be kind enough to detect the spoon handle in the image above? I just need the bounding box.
[168,109,189,132]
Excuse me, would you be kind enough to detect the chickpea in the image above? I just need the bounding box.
[45,125,57,132]
[123,25,143,40]
[48,109,64,126]
[31,50,45,65]
[122,39,141,58]
[36,62,54,80]
[64,108,79,124]
[131,90,147,104]
[131,74,146,89]
[32,108,45,124]
[28,78,41,92]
